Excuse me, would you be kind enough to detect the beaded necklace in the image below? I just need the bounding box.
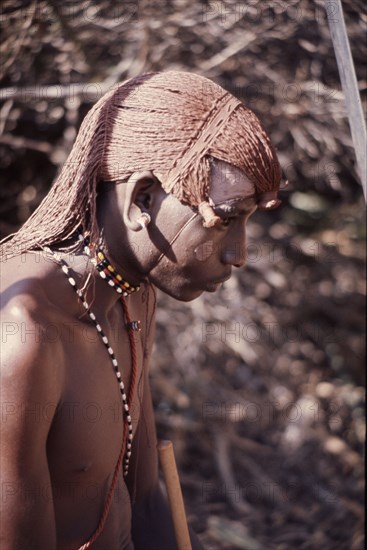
[46,245,141,549]
[83,236,140,296]
[48,247,141,475]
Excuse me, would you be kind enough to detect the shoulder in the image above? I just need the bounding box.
[0,299,64,475]
[0,250,68,317]
[1,252,57,341]
[1,252,65,407]
[1,294,65,402]
[1,250,54,302]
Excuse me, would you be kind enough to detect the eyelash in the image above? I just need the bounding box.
[220,212,253,227]
[221,217,234,227]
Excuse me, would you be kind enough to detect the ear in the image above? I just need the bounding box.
[123,171,163,231]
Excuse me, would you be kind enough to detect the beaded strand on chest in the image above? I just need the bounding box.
[49,249,137,477]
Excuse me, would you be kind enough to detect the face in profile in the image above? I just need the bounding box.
[146,160,258,301]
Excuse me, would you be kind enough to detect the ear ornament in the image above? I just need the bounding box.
[136,212,151,230]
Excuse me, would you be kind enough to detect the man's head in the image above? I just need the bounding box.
[2,71,282,259]
[96,158,258,301]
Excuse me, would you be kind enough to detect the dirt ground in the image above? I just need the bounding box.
[0,1,365,549]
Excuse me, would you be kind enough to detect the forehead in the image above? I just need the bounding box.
[209,159,255,205]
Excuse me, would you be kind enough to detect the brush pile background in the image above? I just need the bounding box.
[0,1,365,548]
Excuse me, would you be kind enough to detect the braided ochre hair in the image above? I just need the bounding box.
[1,71,282,260]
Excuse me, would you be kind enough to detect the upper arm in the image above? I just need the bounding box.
[0,302,64,547]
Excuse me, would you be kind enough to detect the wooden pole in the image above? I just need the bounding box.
[158,440,192,550]
[325,0,366,201]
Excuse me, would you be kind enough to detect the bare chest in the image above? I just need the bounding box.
[46,312,146,548]
[48,310,146,484]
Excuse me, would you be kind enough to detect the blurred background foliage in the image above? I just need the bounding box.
[0,1,365,549]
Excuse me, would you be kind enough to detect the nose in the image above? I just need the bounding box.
[221,231,247,267]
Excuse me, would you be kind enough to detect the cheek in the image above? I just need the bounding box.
[193,240,216,262]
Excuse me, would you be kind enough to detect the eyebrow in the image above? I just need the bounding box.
[212,198,258,216]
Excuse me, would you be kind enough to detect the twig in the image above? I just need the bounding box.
[212,430,252,515]
[0,99,13,135]
[0,1,36,80]
[200,32,257,72]
[0,134,52,154]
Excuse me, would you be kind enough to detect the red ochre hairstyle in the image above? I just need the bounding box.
[1,71,282,259]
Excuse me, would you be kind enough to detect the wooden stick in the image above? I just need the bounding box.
[158,440,192,550]
[325,0,366,200]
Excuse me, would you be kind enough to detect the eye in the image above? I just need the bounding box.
[221,217,233,227]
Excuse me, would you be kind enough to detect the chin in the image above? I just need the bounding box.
[152,281,204,302]
[176,290,204,302]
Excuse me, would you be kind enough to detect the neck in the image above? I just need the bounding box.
[55,247,139,320]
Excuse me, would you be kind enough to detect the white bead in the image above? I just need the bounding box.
[108,280,114,287]
[100,272,106,279]
[62,265,69,274]
[68,277,76,286]
[127,415,132,423]
[116,287,122,293]
[102,336,108,344]
[107,347,113,355]
[112,359,118,367]
[116,372,121,379]
[90,312,96,320]
[96,324,102,332]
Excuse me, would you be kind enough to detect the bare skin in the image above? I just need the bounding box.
[0,160,258,549]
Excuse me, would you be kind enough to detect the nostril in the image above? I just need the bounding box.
[223,245,246,266]
[233,256,247,268]
[222,251,246,267]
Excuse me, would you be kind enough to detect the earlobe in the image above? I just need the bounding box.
[123,171,157,232]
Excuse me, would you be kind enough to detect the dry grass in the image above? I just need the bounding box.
[0,1,365,548]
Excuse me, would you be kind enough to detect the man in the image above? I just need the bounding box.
[0,71,282,549]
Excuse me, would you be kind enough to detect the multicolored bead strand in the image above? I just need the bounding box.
[81,235,140,297]
[48,248,138,476]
